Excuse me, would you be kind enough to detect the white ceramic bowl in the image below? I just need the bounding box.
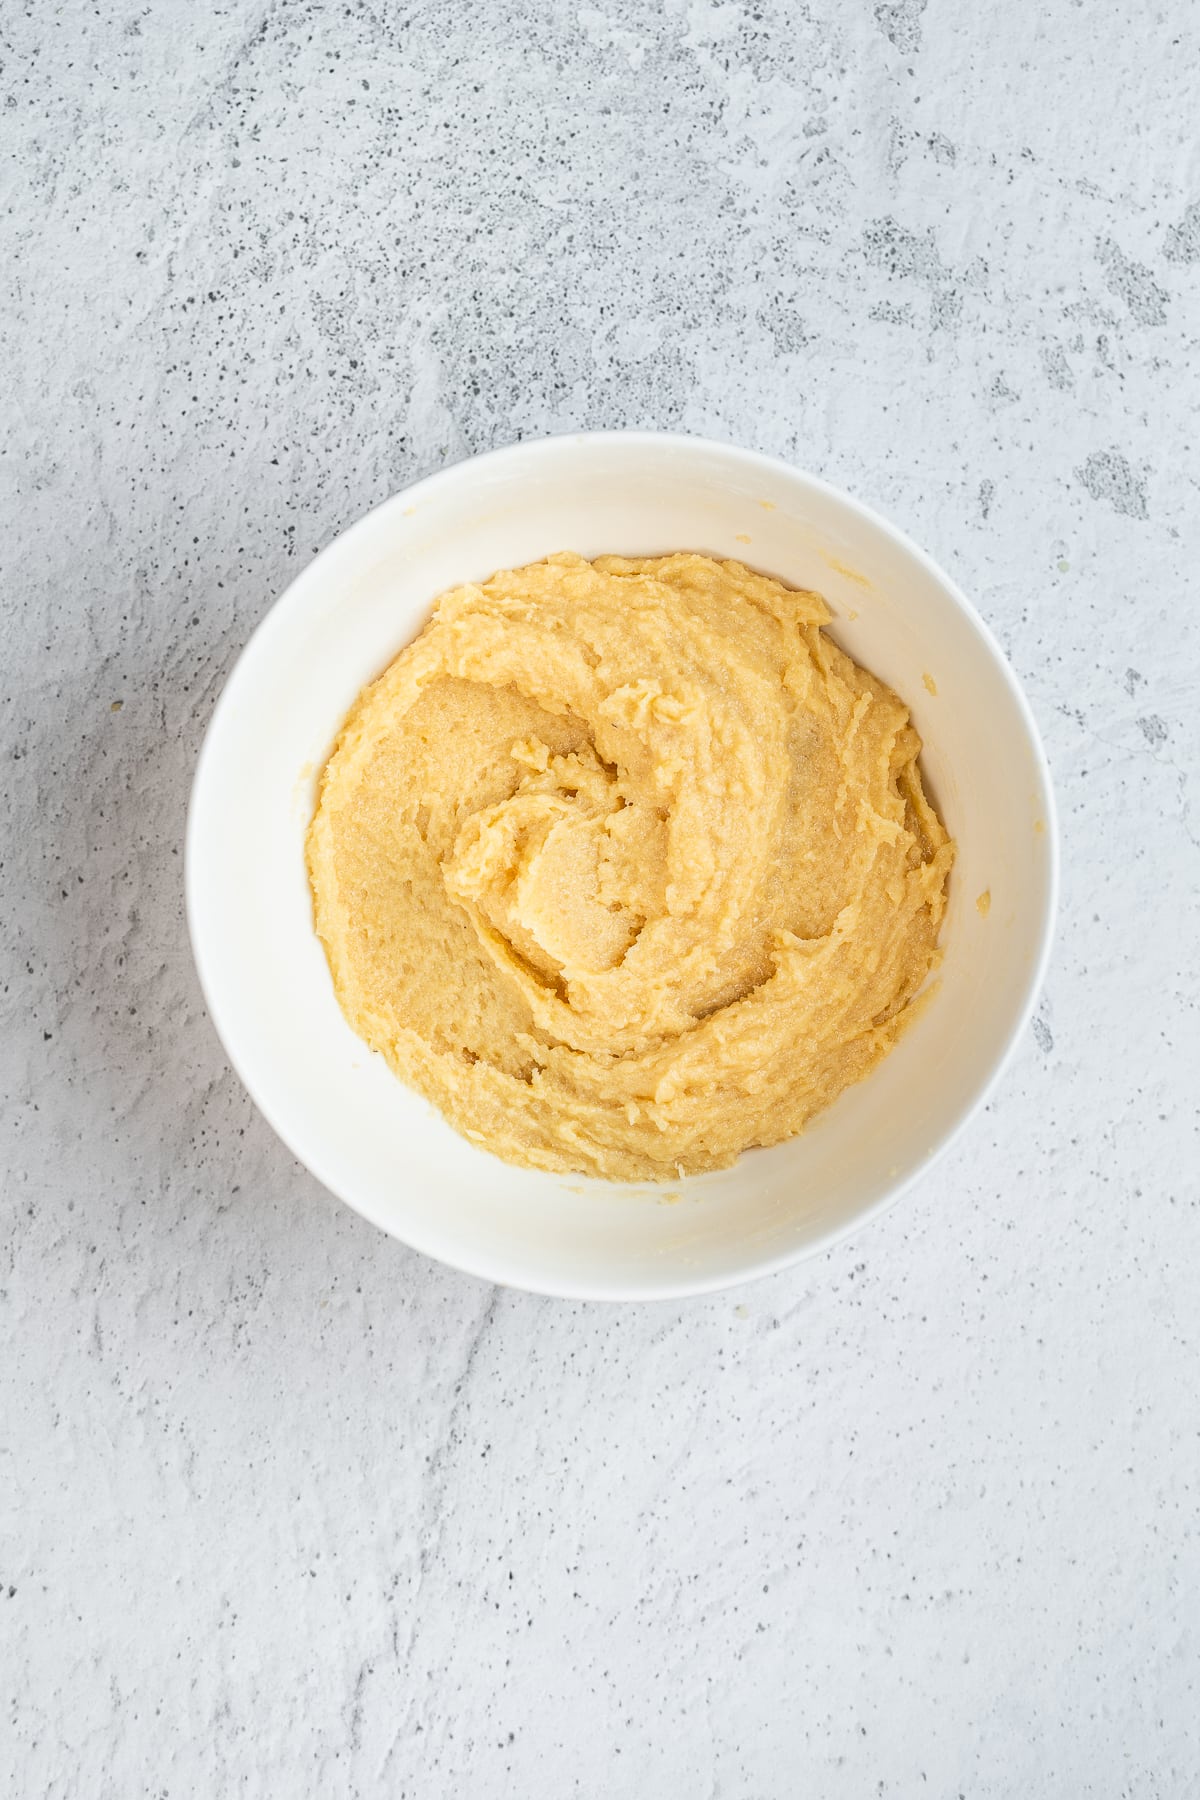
[187,433,1057,1300]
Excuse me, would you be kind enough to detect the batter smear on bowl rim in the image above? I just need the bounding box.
[307,553,954,1180]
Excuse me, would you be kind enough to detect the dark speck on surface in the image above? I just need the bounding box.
[1163,200,1200,264]
[1096,237,1168,327]
[873,0,928,54]
[1041,342,1074,391]
[1075,450,1149,519]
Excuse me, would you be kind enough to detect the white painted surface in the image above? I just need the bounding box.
[2,0,1197,1793]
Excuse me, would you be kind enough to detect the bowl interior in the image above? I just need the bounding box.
[187,434,1055,1298]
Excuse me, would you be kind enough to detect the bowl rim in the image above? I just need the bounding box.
[186,429,1060,1301]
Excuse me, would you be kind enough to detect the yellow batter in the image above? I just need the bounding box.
[307,553,953,1180]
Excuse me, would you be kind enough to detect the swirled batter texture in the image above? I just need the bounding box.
[307,553,953,1180]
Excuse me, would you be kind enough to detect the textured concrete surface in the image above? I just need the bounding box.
[3,1,1199,1794]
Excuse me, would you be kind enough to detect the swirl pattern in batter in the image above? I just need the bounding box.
[307,553,953,1179]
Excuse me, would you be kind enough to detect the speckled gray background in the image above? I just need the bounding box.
[3,1,1199,1794]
